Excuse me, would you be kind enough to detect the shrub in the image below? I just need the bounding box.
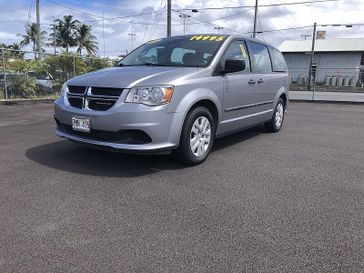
[43,53,87,83]
[85,58,110,72]
[7,59,31,73]
[7,75,38,98]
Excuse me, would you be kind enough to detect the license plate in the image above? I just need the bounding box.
[72,117,90,133]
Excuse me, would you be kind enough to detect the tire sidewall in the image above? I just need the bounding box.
[179,107,215,164]
[273,99,285,131]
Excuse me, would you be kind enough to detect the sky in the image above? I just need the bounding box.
[0,0,363,57]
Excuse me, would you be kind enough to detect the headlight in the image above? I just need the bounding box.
[60,83,70,105]
[125,86,174,106]
[61,83,69,97]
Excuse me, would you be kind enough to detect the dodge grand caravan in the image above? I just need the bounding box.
[55,35,289,165]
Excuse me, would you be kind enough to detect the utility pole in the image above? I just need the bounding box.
[308,22,317,92]
[179,13,190,35]
[103,12,106,57]
[52,16,56,54]
[253,0,258,38]
[167,0,172,37]
[214,26,223,34]
[36,0,41,58]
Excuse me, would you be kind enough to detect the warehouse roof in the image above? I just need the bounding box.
[279,38,364,53]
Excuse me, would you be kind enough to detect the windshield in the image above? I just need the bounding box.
[118,35,227,67]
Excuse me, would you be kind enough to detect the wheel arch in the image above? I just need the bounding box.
[274,87,289,109]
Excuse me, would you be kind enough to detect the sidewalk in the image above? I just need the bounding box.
[290,91,364,103]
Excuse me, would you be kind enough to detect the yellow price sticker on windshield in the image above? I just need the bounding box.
[190,35,225,42]
[239,44,248,60]
[147,39,161,44]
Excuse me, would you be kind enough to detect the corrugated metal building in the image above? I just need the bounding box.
[279,38,364,85]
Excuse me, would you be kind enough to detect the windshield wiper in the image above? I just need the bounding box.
[143,62,159,66]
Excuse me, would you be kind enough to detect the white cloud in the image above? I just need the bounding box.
[0,0,363,57]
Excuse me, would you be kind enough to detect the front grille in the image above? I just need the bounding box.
[66,85,123,111]
[56,119,152,144]
[68,85,86,94]
[91,87,123,97]
[88,99,116,111]
[68,97,83,108]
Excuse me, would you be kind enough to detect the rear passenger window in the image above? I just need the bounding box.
[269,46,288,72]
[247,42,272,73]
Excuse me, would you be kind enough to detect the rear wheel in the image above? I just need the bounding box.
[265,98,285,132]
[174,106,215,165]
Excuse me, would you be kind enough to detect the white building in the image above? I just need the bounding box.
[279,38,364,85]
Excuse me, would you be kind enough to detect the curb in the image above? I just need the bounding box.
[0,98,56,105]
[290,99,364,105]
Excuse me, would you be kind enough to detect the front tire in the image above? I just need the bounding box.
[174,106,215,165]
[265,98,285,132]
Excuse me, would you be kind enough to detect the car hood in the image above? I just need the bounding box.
[66,66,201,88]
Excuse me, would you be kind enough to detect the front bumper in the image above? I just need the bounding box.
[54,98,185,154]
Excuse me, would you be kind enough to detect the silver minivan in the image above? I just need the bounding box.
[54,35,289,165]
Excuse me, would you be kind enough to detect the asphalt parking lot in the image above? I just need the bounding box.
[0,102,363,273]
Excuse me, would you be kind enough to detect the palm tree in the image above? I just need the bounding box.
[18,23,47,52]
[54,15,79,52]
[75,24,98,56]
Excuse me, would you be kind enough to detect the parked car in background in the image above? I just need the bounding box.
[26,71,55,93]
[55,34,289,165]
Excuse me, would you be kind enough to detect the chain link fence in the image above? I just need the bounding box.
[289,67,364,93]
[2,48,363,101]
[0,48,115,100]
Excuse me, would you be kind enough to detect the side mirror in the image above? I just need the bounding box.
[221,59,246,74]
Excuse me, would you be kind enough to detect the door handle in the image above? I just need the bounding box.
[248,79,256,85]
[257,79,264,84]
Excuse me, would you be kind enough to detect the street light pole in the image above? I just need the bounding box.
[179,14,191,35]
[214,26,223,34]
[128,33,136,52]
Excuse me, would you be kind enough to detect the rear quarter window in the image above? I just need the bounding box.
[269,46,288,72]
[247,41,272,73]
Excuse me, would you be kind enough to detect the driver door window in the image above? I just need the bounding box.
[221,40,251,73]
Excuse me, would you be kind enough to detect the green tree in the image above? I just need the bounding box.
[54,15,80,52]
[18,23,47,52]
[75,24,98,56]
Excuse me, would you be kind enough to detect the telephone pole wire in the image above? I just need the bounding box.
[167,0,172,37]
[253,0,258,38]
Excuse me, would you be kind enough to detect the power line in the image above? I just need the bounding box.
[44,0,105,19]
[252,23,364,33]
[44,0,162,25]
[179,0,339,11]
[142,0,158,42]
[183,8,254,25]
[184,12,245,35]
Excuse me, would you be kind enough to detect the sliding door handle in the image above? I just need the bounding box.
[248,79,256,85]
